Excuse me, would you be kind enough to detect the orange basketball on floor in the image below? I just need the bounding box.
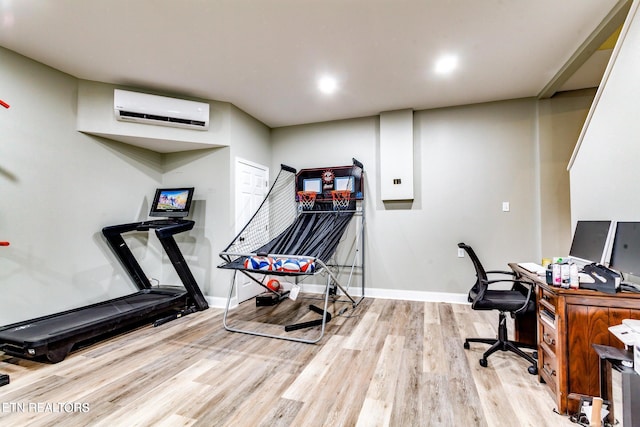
[266,278,281,291]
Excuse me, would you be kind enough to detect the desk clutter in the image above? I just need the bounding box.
[510,261,640,418]
[548,262,620,293]
[511,220,640,423]
[517,220,640,295]
[517,260,624,294]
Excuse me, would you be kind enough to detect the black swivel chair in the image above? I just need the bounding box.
[458,242,538,375]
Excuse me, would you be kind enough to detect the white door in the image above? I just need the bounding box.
[235,158,269,303]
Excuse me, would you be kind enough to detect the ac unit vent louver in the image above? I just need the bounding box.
[114,89,209,131]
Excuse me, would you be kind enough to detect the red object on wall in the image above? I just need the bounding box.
[0,99,9,109]
[0,242,10,246]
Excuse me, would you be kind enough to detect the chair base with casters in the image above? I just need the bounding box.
[464,310,538,375]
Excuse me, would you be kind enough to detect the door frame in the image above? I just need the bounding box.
[234,157,269,303]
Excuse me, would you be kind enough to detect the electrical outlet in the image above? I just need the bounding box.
[458,248,465,258]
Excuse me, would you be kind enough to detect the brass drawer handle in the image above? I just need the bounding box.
[543,363,556,377]
[543,333,556,346]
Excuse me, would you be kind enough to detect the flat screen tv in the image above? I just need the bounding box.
[149,187,194,218]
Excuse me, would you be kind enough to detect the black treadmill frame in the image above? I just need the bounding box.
[0,219,208,363]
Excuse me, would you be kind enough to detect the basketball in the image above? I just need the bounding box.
[266,278,281,291]
[272,257,283,271]
[244,257,256,269]
[244,256,272,271]
[281,258,301,272]
[258,257,273,271]
[299,259,316,273]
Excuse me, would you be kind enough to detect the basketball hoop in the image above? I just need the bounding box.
[297,191,317,211]
[331,190,352,210]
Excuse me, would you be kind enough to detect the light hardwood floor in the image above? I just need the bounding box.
[0,296,577,426]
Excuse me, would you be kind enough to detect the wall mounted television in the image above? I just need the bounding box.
[149,187,194,218]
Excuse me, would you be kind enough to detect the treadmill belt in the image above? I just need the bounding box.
[0,289,186,359]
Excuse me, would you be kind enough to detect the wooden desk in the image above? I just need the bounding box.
[510,263,640,415]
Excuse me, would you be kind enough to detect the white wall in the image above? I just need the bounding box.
[538,89,596,256]
[0,47,271,324]
[570,1,640,223]
[415,100,541,293]
[0,48,164,324]
[163,105,271,300]
[161,147,230,298]
[273,100,542,297]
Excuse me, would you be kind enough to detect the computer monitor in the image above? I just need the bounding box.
[568,220,614,267]
[149,187,194,218]
[609,222,640,281]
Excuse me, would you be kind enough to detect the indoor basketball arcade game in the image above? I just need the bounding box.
[219,159,365,344]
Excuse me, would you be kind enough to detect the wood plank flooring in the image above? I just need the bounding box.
[0,296,577,426]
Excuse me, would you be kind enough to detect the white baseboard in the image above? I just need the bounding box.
[205,295,238,309]
[204,286,468,309]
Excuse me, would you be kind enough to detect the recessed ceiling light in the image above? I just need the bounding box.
[434,55,458,75]
[318,76,338,94]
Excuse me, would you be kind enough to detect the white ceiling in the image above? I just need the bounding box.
[0,0,626,128]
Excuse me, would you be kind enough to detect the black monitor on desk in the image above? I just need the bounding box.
[609,222,640,285]
[568,220,614,267]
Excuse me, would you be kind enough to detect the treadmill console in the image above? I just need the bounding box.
[149,187,194,219]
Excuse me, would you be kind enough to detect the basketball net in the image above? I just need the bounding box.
[331,190,351,210]
[297,191,317,211]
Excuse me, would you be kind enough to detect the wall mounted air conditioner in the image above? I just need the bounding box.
[114,89,209,130]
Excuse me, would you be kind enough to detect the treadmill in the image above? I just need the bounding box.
[0,188,208,363]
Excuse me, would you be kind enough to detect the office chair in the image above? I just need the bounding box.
[458,242,538,375]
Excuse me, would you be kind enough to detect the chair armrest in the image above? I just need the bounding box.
[513,281,534,315]
[484,279,523,286]
[486,270,516,276]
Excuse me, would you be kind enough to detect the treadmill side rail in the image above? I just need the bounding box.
[102,222,152,290]
[102,220,207,311]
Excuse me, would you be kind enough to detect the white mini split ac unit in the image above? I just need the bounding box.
[114,89,209,130]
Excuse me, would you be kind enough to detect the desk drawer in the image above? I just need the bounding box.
[539,288,558,313]
[539,347,558,392]
[540,320,557,355]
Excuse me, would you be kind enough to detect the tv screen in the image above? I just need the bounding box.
[610,222,640,277]
[149,187,194,218]
[569,220,613,265]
